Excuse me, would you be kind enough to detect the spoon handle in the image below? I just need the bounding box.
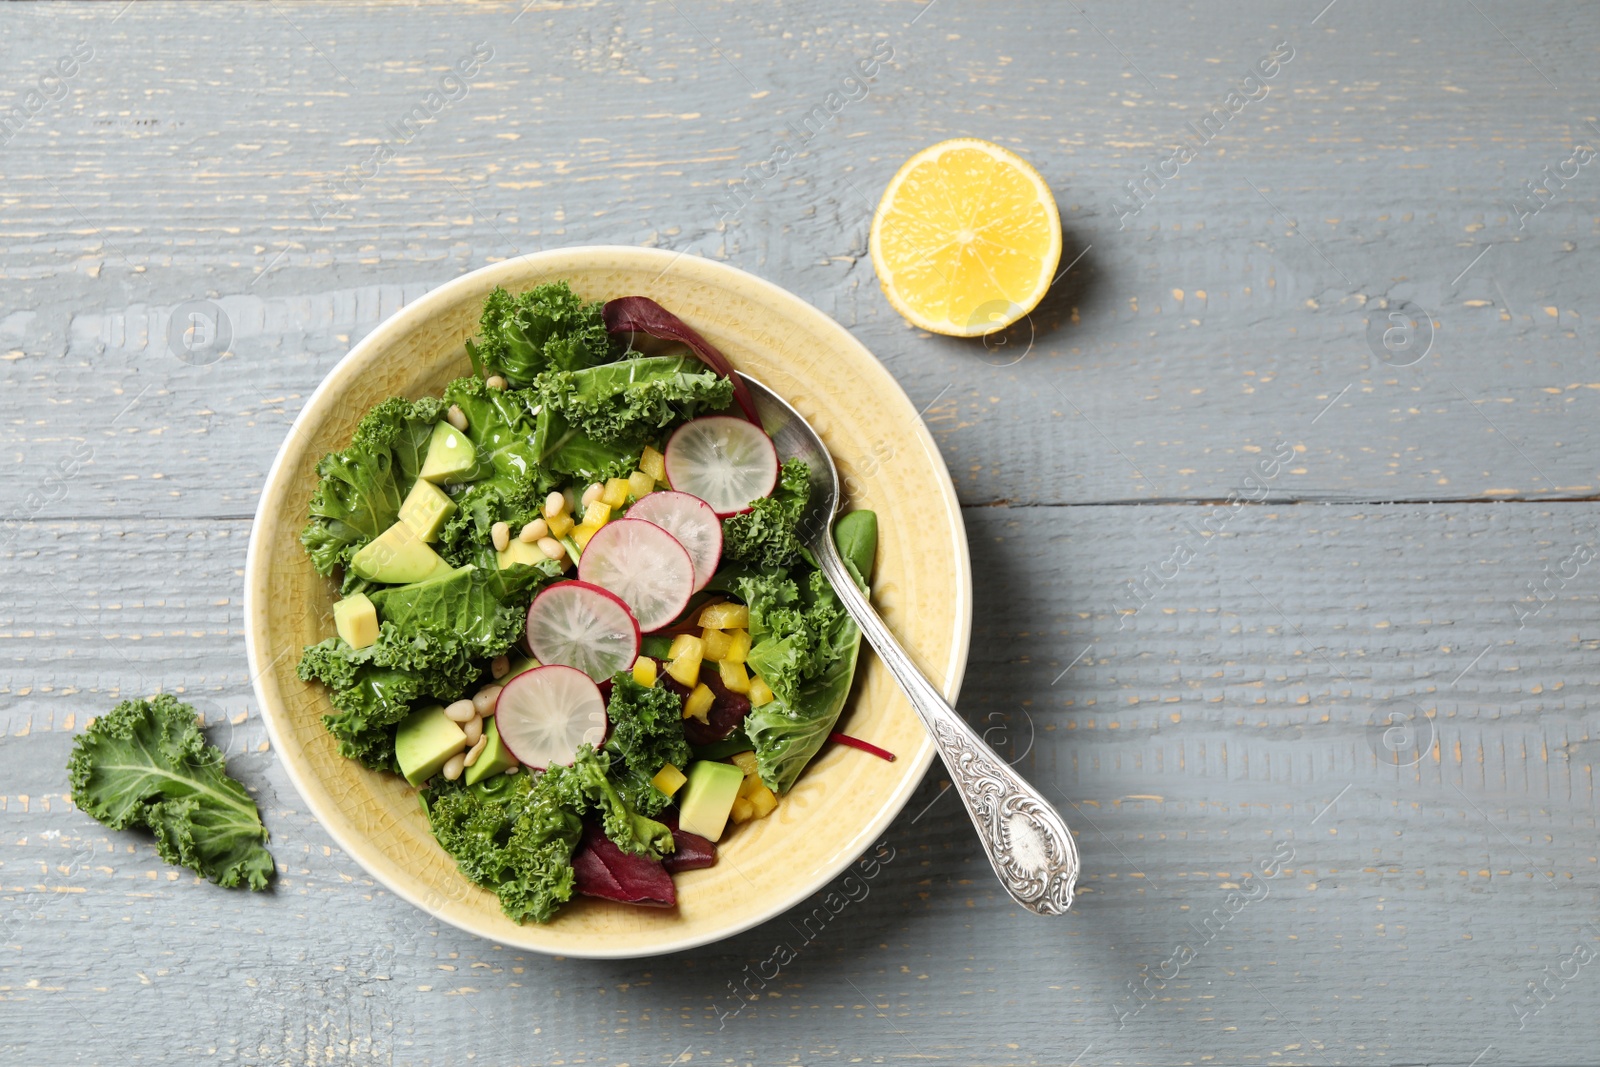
[812,534,1080,915]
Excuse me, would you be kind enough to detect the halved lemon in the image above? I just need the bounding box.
[870,138,1061,337]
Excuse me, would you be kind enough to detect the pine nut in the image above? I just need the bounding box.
[442,752,466,780]
[537,537,566,562]
[472,685,502,716]
[490,654,510,680]
[463,734,489,767]
[519,518,548,543]
[581,483,603,506]
[503,765,520,775]
[486,374,507,390]
[491,521,510,552]
[463,716,483,746]
[444,699,476,723]
[543,491,565,519]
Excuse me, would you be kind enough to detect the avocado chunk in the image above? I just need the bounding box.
[502,654,540,681]
[349,521,453,584]
[418,421,477,483]
[395,704,468,787]
[398,478,457,541]
[495,537,546,570]
[464,716,517,785]
[677,760,744,842]
[332,592,379,649]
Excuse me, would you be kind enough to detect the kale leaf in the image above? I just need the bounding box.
[465,282,618,386]
[722,457,811,569]
[601,672,690,817]
[67,695,274,890]
[533,355,734,446]
[738,512,877,794]
[300,393,445,576]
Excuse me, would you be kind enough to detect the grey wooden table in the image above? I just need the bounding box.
[4,1,1599,1064]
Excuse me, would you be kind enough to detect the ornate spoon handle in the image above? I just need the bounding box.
[811,534,1080,914]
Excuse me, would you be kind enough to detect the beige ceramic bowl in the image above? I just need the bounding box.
[245,247,972,957]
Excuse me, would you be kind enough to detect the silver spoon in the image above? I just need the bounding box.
[742,375,1080,915]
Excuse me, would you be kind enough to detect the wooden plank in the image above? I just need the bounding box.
[3,2,1598,517]
[4,502,1597,1064]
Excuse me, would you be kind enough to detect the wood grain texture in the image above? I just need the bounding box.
[2,0,1598,1064]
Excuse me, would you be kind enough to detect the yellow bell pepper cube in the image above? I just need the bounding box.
[667,636,704,688]
[718,658,750,694]
[639,445,667,483]
[700,627,734,662]
[545,512,575,539]
[601,478,631,510]
[581,500,611,527]
[699,602,749,630]
[746,781,778,818]
[730,796,756,824]
[651,762,687,797]
[632,656,658,687]
[730,750,759,777]
[682,683,714,722]
[747,676,775,708]
[668,633,703,661]
[723,628,750,664]
[627,470,656,499]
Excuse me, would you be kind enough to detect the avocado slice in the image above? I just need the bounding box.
[398,478,457,541]
[395,704,468,787]
[503,654,540,681]
[332,592,379,649]
[464,716,517,785]
[495,537,546,570]
[349,521,453,584]
[677,760,744,842]
[418,421,476,483]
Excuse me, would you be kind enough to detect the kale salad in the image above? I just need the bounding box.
[295,282,889,923]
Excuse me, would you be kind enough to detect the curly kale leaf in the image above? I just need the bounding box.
[299,393,447,575]
[601,673,690,817]
[298,565,527,768]
[555,746,675,858]
[423,770,583,924]
[722,458,811,569]
[465,282,619,386]
[67,695,274,890]
[532,355,734,446]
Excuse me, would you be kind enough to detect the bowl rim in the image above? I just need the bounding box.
[244,246,973,957]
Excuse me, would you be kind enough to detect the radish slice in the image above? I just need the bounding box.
[525,580,640,681]
[663,415,779,517]
[494,664,608,770]
[578,519,696,632]
[626,491,723,591]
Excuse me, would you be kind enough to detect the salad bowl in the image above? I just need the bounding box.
[244,246,972,957]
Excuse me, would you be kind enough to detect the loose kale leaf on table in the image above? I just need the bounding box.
[67,694,275,890]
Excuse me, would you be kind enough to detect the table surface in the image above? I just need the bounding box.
[4,2,1598,1064]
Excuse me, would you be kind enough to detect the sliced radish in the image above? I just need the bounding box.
[494,664,608,770]
[578,518,696,632]
[626,491,723,591]
[525,580,640,681]
[663,415,779,517]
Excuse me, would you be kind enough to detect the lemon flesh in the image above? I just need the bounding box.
[870,138,1061,337]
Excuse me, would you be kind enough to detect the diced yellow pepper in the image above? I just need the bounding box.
[724,628,750,664]
[627,470,655,499]
[601,478,631,510]
[730,796,756,824]
[737,772,765,800]
[572,523,601,550]
[718,658,750,694]
[747,676,774,707]
[581,500,611,527]
[699,602,749,629]
[668,633,703,661]
[639,445,667,483]
[651,762,687,796]
[682,683,714,721]
[746,781,778,818]
[700,627,733,662]
[545,512,575,539]
[632,656,658,687]
[730,750,759,777]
